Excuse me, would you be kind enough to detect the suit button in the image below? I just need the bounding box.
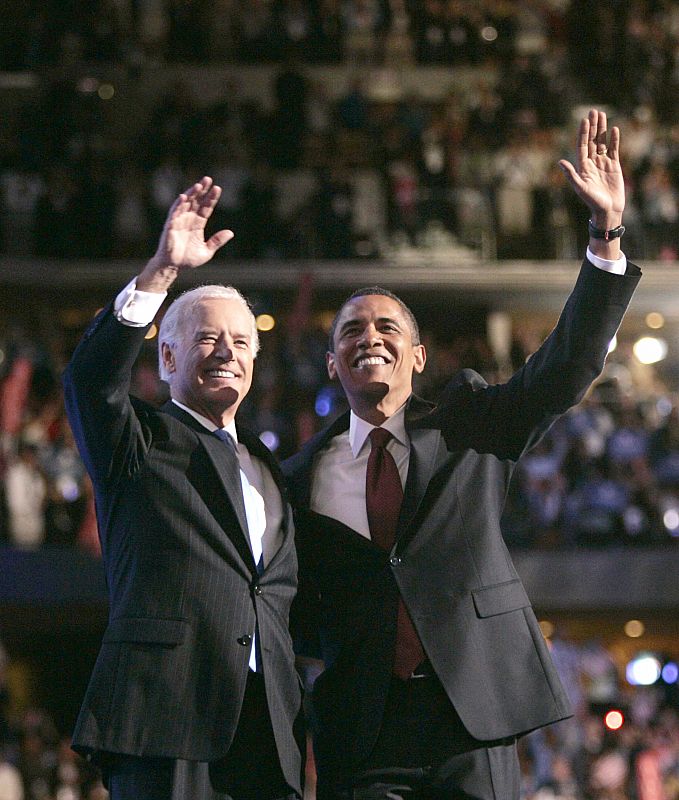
[253,585,263,596]
[389,556,402,566]
[237,635,252,646]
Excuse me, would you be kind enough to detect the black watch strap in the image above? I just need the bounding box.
[588,219,626,240]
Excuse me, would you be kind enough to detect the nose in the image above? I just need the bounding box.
[214,339,234,360]
[358,324,382,348]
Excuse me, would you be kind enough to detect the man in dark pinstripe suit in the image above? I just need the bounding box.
[63,177,303,800]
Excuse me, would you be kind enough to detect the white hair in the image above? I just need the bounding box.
[158,284,260,381]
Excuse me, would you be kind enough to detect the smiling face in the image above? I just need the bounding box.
[162,297,255,427]
[327,294,426,423]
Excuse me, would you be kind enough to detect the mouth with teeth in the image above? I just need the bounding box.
[353,355,391,369]
[205,368,238,379]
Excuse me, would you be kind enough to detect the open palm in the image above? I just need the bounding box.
[559,109,624,217]
[155,176,233,269]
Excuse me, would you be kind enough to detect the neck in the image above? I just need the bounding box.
[171,395,237,429]
[350,391,410,426]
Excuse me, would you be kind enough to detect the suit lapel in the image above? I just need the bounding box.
[159,402,255,570]
[396,396,445,545]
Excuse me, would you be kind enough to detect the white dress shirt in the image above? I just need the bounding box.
[310,404,410,539]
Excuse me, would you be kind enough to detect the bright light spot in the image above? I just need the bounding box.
[256,314,275,332]
[626,654,662,685]
[98,83,115,100]
[539,619,555,639]
[608,335,617,354]
[663,509,679,532]
[78,77,99,93]
[605,710,624,730]
[315,391,332,418]
[662,662,679,684]
[646,312,665,330]
[144,324,158,340]
[259,430,279,451]
[481,25,498,41]
[624,619,645,638]
[633,336,667,365]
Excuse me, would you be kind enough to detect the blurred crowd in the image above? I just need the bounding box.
[1,1,679,261]
[1,307,679,553]
[2,630,679,800]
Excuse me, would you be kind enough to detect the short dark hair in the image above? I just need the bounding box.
[328,287,421,352]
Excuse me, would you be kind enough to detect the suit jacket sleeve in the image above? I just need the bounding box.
[62,304,152,493]
[431,258,641,461]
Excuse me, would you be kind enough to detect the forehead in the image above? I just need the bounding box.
[336,294,408,326]
[188,297,251,331]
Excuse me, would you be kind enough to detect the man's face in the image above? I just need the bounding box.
[162,297,254,426]
[327,294,426,413]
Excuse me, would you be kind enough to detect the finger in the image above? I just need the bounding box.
[197,185,222,219]
[205,229,234,253]
[576,116,590,172]
[588,109,599,160]
[558,158,586,193]
[595,109,608,155]
[608,126,620,162]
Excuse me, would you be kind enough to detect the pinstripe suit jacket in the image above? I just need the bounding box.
[285,259,641,782]
[63,305,303,795]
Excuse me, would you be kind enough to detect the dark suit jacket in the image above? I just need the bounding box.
[284,259,640,781]
[63,306,303,795]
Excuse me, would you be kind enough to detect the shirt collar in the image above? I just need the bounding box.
[171,399,239,443]
[349,403,408,458]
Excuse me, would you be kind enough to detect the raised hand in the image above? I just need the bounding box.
[558,109,624,228]
[154,176,234,269]
[138,177,234,292]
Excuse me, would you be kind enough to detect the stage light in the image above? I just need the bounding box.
[315,389,333,418]
[626,653,661,686]
[539,620,554,639]
[98,83,115,100]
[646,312,665,330]
[663,508,679,533]
[624,619,644,638]
[662,662,679,684]
[633,336,667,365]
[481,25,498,41]
[259,430,279,451]
[256,314,275,332]
[604,710,624,730]
[144,324,158,340]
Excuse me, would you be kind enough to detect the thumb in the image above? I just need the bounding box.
[206,229,235,254]
[558,159,583,191]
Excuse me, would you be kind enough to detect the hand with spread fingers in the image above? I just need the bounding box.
[559,108,625,257]
[138,176,235,292]
[559,108,624,220]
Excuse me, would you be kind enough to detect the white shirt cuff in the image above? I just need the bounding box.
[586,247,627,276]
[114,277,167,326]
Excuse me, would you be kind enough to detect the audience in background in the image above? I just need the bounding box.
[1,2,679,261]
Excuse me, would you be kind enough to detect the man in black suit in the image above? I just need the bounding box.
[285,110,641,799]
[64,177,303,800]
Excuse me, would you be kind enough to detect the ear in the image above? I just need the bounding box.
[326,351,337,380]
[161,342,176,375]
[413,343,426,374]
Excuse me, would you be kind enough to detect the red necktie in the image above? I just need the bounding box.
[366,427,425,680]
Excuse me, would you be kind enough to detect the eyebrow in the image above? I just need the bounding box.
[339,316,403,333]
